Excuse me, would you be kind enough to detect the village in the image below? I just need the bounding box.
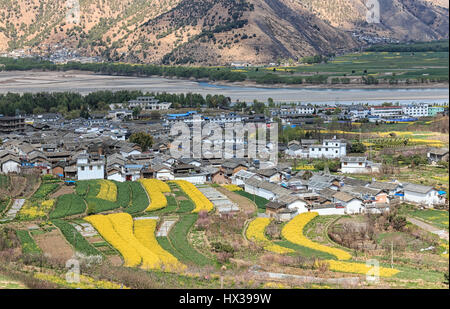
[0,94,449,290]
[1,97,448,217]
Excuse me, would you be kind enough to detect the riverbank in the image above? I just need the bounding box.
[0,70,448,104]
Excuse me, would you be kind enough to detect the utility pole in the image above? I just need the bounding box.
[391,241,394,269]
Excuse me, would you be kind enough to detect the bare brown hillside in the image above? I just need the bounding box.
[0,0,448,64]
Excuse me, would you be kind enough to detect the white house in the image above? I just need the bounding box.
[107,167,124,182]
[154,165,175,181]
[285,138,347,159]
[244,177,290,201]
[278,195,309,214]
[77,155,105,180]
[341,157,380,174]
[307,138,347,159]
[403,183,443,206]
[333,191,364,214]
[120,147,142,158]
[232,169,256,186]
[0,155,21,174]
[255,168,281,183]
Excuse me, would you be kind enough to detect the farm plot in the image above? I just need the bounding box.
[0,196,10,214]
[139,179,170,211]
[49,194,86,219]
[33,229,75,261]
[166,213,214,266]
[196,185,238,214]
[246,218,294,254]
[234,191,269,213]
[171,180,213,213]
[16,230,42,255]
[124,182,149,214]
[96,180,117,202]
[85,213,185,271]
[17,199,55,220]
[31,182,60,201]
[280,213,400,277]
[51,219,102,257]
[408,209,449,231]
[134,219,185,272]
[281,212,352,261]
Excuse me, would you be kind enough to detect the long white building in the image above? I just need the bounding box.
[402,103,429,117]
[370,106,403,117]
[110,96,172,111]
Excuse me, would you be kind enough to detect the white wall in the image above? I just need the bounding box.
[156,171,175,180]
[404,189,440,205]
[345,199,363,214]
[107,172,124,182]
[1,161,21,174]
[174,175,206,184]
[314,207,346,215]
[77,165,104,180]
[287,200,308,214]
[244,184,275,200]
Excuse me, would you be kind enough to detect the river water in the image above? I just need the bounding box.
[0,71,448,105]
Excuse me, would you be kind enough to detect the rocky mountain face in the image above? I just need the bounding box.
[0,0,448,64]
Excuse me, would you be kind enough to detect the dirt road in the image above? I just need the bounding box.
[407,217,449,241]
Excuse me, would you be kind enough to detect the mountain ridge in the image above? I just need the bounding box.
[0,0,448,64]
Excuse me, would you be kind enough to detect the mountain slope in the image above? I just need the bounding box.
[0,0,448,64]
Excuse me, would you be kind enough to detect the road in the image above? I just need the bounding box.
[407,217,449,241]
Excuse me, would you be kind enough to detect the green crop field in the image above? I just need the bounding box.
[15,230,41,255]
[49,194,86,219]
[235,191,269,213]
[51,219,102,257]
[168,213,214,266]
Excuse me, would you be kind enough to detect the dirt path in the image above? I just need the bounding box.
[50,185,74,199]
[407,217,449,241]
[250,270,360,286]
[216,187,256,214]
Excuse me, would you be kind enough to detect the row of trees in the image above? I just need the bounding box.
[0,90,232,116]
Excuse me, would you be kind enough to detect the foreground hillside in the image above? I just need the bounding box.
[0,0,448,64]
[0,174,448,289]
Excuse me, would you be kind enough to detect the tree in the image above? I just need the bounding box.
[150,111,161,120]
[349,142,367,153]
[129,132,154,152]
[132,106,142,118]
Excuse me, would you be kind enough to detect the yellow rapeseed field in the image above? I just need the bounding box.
[139,179,168,211]
[134,219,185,272]
[323,260,400,277]
[172,180,214,213]
[281,212,352,260]
[246,218,294,254]
[223,184,243,191]
[96,180,117,202]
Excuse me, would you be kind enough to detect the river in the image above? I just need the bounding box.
[0,71,448,105]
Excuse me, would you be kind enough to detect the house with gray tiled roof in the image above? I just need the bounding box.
[403,183,444,206]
